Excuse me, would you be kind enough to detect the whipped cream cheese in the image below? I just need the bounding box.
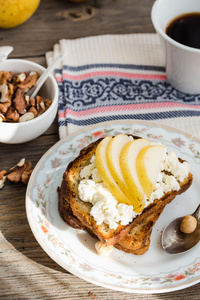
[79,156,137,229]
[78,151,190,230]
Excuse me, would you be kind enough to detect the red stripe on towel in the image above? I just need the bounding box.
[60,71,166,81]
[58,102,200,118]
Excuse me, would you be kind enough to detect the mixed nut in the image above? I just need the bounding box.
[0,158,33,189]
[0,70,52,123]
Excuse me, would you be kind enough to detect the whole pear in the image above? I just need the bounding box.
[0,0,40,29]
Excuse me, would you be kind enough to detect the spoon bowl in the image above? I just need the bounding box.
[162,204,200,254]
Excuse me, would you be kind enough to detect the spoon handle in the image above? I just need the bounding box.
[30,50,65,98]
[0,46,13,62]
[192,204,200,221]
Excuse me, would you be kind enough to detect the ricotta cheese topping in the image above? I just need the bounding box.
[78,150,190,230]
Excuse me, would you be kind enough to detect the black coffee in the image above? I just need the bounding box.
[166,13,200,49]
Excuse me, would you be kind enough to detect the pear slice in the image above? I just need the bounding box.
[120,139,150,212]
[136,145,166,199]
[95,136,132,205]
[106,134,134,201]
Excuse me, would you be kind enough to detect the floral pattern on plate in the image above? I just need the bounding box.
[26,120,200,293]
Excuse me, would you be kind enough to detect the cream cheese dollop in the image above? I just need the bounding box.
[78,150,190,229]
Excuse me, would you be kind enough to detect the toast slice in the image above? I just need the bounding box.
[60,137,147,246]
[59,182,157,255]
[59,135,193,251]
[116,235,151,255]
[115,207,164,253]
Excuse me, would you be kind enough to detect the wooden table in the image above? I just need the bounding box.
[0,0,199,299]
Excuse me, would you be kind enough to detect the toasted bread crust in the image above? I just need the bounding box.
[59,136,193,253]
[115,208,163,251]
[115,235,151,255]
[58,186,85,230]
[61,137,141,245]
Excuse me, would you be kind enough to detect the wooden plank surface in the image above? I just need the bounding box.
[0,0,200,299]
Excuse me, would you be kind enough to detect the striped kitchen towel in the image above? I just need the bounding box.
[46,34,200,140]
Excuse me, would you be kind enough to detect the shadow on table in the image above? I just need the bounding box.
[1,181,200,299]
[0,181,67,274]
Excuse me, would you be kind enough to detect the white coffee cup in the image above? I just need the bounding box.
[151,0,200,94]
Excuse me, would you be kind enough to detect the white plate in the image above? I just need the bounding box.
[26,120,200,294]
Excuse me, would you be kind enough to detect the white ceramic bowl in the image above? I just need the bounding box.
[0,59,59,144]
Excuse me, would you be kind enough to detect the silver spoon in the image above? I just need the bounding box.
[162,204,200,254]
[28,50,65,98]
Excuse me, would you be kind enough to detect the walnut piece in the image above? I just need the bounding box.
[29,97,36,107]
[43,99,52,109]
[14,72,26,84]
[0,70,52,123]
[0,170,7,189]
[7,83,14,100]
[7,159,32,184]
[0,100,11,113]
[13,88,28,115]
[0,169,7,180]
[28,106,38,118]
[0,83,14,113]
[0,159,33,189]
[5,106,20,122]
[15,71,39,90]
[35,95,45,115]
[0,71,13,85]
[21,169,33,184]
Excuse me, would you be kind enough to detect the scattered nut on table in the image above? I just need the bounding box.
[180,215,197,234]
[0,158,33,189]
[7,159,33,184]
[0,170,7,189]
[0,71,52,123]
[88,291,96,299]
